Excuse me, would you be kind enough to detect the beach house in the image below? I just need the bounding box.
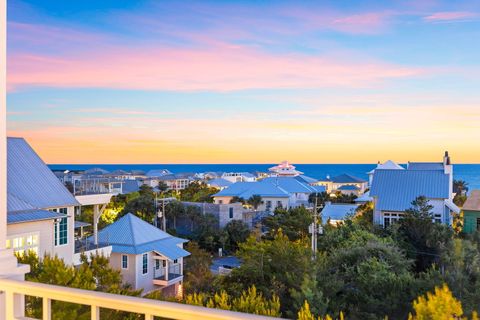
[316,173,368,195]
[93,213,190,296]
[321,202,360,225]
[370,152,459,227]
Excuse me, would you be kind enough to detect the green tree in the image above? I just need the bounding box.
[165,200,185,230]
[121,185,156,222]
[183,242,215,294]
[179,182,219,203]
[230,196,245,204]
[157,181,169,193]
[223,220,251,252]
[219,232,312,318]
[263,206,313,241]
[454,180,469,195]
[353,201,374,230]
[393,196,453,272]
[247,195,263,210]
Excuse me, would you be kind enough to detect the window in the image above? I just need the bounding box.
[218,200,223,204]
[173,259,178,264]
[122,255,128,269]
[229,207,234,219]
[276,201,282,208]
[142,253,148,274]
[383,212,402,227]
[162,260,167,267]
[7,233,39,257]
[53,208,68,246]
[266,200,272,210]
[476,218,480,231]
[434,214,442,224]
[155,259,160,270]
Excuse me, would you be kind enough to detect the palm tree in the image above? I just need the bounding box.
[453,180,469,195]
[230,196,245,204]
[247,195,263,211]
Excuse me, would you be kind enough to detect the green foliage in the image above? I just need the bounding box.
[157,181,169,193]
[230,196,245,204]
[454,180,469,195]
[393,196,453,272]
[121,185,156,222]
[179,181,218,203]
[263,206,313,241]
[219,232,312,318]
[183,242,215,294]
[247,194,263,210]
[184,285,281,317]
[352,201,374,230]
[222,220,251,252]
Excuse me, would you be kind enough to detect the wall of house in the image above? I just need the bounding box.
[463,210,480,234]
[7,219,54,258]
[110,252,137,288]
[218,204,244,228]
[135,252,156,294]
[52,206,75,265]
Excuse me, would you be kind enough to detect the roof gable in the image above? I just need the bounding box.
[331,174,367,183]
[7,137,79,213]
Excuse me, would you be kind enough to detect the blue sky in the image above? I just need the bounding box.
[6,0,480,163]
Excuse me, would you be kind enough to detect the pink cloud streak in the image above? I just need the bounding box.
[424,11,478,22]
[8,44,423,92]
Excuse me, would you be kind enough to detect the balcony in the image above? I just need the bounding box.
[152,263,183,287]
[73,237,112,265]
[0,278,280,320]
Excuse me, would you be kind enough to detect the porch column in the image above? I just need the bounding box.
[165,260,169,281]
[93,205,99,245]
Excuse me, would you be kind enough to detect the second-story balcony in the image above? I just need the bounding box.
[153,262,183,287]
[73,235,112,265]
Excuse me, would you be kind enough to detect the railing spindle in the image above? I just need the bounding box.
[91,305,100,320]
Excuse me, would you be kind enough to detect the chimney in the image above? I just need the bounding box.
[443,151,453,199]
[444,151,451,165]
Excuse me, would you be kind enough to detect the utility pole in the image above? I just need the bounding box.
[309,195,323,259]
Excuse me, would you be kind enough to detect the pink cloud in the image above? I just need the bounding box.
[424,11,478,22]
[8,43,423,92]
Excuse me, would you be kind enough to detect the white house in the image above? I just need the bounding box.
[321,202,360,225]
[370,152,459,227]
[316,173,368,195]
[213,177,325,212]
[93,213,190,297]
[221,172,257,183]
[268,161,303,177]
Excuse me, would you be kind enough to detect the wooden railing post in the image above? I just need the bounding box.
[91,305,100,320]
[43,297,51,320]
[4,290,15,320]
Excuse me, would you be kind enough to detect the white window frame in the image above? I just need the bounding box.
[121,254,128,269]
[6,231,40,257]
[142,253,148,275]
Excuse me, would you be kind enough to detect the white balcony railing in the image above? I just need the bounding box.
[0,278,281,320]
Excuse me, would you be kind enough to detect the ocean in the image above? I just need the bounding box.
[48,163,480,191]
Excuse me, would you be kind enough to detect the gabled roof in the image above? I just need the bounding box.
[330,174,367,184]
[408,162,444,171]
[354,191,373,203]
[322,203,359,221]
[370,169,450,211]
[7,137,79,213]
[207,178,233,188]
[294,175,318,184]
[214,181,289,198]
[122,180,140,194]
[84,167,110,175]
[262,177,322,193]
[463,190,480,211]
[367,160,404,174]
[94,213,189,259]
[7,209,67,224]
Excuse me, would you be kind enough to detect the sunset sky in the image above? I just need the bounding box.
[6,0,480,164]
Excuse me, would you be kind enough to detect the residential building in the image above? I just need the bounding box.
[93,213,190,296]
[462,190,480,234]
[142,173,193,191]
[268,161,303,177]
[316,173,368,194]
[321,202,359,225]
[354,191,373,204]
[181,201,246,228]
[370,152,459,227]
[213,177,325,211]
[221,172,257,183]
